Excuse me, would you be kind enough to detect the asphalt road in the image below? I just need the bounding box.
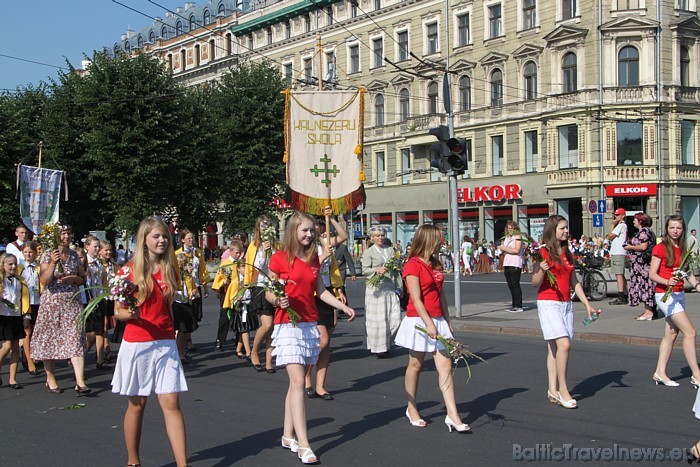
[2,281,699,466]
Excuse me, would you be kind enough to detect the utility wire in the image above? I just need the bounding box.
[0,53,68,70]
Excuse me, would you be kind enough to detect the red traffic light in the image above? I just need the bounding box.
[446,138,465,155]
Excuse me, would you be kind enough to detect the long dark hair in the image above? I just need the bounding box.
[661,214,687,268]
[541,215,573,266]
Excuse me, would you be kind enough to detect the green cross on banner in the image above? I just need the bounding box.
[310,155,340,187]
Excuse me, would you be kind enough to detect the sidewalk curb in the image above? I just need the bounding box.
[451,322,668,348]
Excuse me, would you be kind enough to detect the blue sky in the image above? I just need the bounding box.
[0,0,186,91]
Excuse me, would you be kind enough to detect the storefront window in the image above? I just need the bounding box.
[617,122,643,166]
[518,205,549,243]
[370,212,393,243]
[424,210,449,241]
[458,209,479,244]
[484,207,513,243]
[396,212,419,247]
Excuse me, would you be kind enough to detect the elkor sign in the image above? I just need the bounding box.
[457,184,522,203]
[605,183,657,197]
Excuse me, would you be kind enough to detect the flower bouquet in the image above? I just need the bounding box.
[415,325,485,384]
[37,222,64,274]
[261,223,276,259]
[530,242,556,287]
[233,263,301,325]
[367,250,403,288]
[76,267,139,327]
[661,241,697,303]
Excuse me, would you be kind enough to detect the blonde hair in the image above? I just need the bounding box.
[252,215,271,248]
[0,253,18,296]
[130,216,177,305]
[281,211,317,265]
[408,225,442,269]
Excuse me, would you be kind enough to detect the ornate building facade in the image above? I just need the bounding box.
[115,0,700,244]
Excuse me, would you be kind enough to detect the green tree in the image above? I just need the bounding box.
[211,62,286,234]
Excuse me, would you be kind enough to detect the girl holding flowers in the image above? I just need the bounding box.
[531,215,597,409]
[394,225,471,432]
[110,216,189,467]
[648,214,700,387]
[267,211,355,464]
[0,253,29,389]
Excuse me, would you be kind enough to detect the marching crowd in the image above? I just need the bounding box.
[3,209,700,465]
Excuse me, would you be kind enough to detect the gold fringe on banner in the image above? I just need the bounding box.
[286,185,366,216]
[357,88,366,182]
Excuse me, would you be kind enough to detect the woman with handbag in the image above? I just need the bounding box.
[624,212,656,321]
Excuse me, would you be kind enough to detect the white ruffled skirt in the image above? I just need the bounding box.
[394,316,453,352]
[111,339,187,396]
[271,322,321,366]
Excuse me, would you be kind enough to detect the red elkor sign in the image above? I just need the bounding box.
[457,184,522,203]
[605,183,657,197]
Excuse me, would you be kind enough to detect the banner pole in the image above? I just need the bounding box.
[316,32,332,236]
[38,141,43,169]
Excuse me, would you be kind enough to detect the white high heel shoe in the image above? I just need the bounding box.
[653,373,680,387]
[281,436,299,453]
[691,376,699,389]
[557,392,578,409]
[297,446,318,464]
[405,409,427,427]
[444,415,471,433]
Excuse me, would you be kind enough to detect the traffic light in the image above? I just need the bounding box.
[429,126,468,175]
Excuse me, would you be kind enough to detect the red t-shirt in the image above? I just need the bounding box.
[269,250,320,325]
[402,257,444,318]
[537,248,574,301]
[121,266,175,342]
[652,243,684,293]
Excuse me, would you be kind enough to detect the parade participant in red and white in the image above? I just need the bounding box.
[0,253,29,389]
[5,224,29,266]
[18,241,40,375]
[532,215,597,409]
[111,216,189,467]
[267,211,355,464]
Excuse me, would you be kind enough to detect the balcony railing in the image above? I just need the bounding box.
[602,85,656,103]
[604,165,657,180]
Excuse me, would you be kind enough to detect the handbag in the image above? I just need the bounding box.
[641,228,656,265]
[400,258,438,311]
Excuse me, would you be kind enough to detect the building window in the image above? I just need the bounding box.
[681,46,691,87]
[161,26,168,39]
[525,130,538,173]
[349,44,360,73]
[350,0,358,17]
[491,69,503,106]
[226,33,232,55]
[428,81,439,114]
[523,0,537,30]
[399,88,410,121]
[618,46,639,87]
[247,34,254,50]
[489,4,502,39]
[303,58,313,82]
[180,49,186,71]
[375,0,381,10]
[218,2,226,15]
[167,54,173,72]
[209,39,215,60]
[125,41,131,53]
[562,0,576,19]
[372,37,384,68]
[459,76,471,111]
[375,95,385,126]
[305,14,312,33]
[189,15,197,31]
[148,31,156,43]
[377,152,386,186]
[397,31,409,61]
[426,23,438,54]
[523,61,537,100]
[562,52,577,93]
[176,21,183,36]
[558,124,578,169]
[284,63,293,85]
[325,6,333,25]
[137,35,144,49]
[677,0,690,9]
[203,9,211,25]
[285,20,291,39]
[194,45,200,67]
[617,122,643,166]
[492,135,504,176]
[682,120,696,165]
[617,0,640,9]
[457,13,470,46]
[401,148,411,184]
[267,27,273,45]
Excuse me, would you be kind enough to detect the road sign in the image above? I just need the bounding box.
[353,221,363,239]
[593,214,604,228]
[588,200,597,214]
[598,200,607,213]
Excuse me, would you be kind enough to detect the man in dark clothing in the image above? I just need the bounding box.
[334,242,357,318]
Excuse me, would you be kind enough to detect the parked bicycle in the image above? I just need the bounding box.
[572,255,607,301]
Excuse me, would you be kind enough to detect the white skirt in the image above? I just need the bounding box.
[537,300,574,340]
[271,322,320,367]
[655,292,686,317]
[111,339,188,396]
[395,316,453,352]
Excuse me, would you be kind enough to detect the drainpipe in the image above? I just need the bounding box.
[656,0,663,224]
[598,0,604,234]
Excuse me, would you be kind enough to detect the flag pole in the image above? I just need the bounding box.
[316,32,332,237]
[38,141,43,169]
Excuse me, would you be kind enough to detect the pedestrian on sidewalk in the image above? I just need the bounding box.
[395,224,471,433]
[267,211,355,464]
[500,221,524,313]
[607,208,628,305]
[532,215,597,409]
[623,213,656,321]
[648,214,700,387]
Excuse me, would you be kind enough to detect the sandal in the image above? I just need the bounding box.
[297,447,318,464]
[281,436,299,453]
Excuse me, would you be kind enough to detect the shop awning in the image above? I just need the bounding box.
[230,0,335,36]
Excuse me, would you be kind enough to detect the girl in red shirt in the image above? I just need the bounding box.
[648,214,700,387]
[110,216,189,467]
[394,225,471,433]
[266,211,355,465]
[532,215,597,409]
